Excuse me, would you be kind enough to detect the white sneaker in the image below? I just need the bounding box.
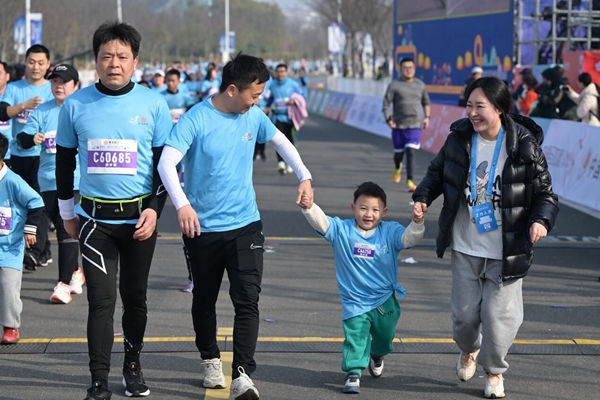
[456,348,480,381]
[277,161,286,175]
[484,373,505,398]
[51,282,72,304]
[342,372,360,394]
[368,355,384,378]
[202,358,227,389]
[230,367,259,399]
[69,266,85,295]
[285,164,293,174]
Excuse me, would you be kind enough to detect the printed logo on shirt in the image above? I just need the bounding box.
[379,244,389,254]
[353,243,376,259]
[129,116,148,126]
[242,132,253,142]
[2,199,12,207]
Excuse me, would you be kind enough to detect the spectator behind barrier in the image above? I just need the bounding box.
[565,72,600,126]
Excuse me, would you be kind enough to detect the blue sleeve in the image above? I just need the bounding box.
[256,110,277,144]
[0,84,14,105]
[56,101,78,148]
[15,179,44,210]
[292,80,303,95]
[389,222,406,251]
[152,97,173,147]
[322,216,341,244]
[165,108,198,155]
[22,107,42,135]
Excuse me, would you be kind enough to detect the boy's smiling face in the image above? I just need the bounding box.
[351,195,387,231]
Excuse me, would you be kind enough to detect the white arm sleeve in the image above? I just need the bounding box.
[269,130,312,182]
[58,198,77,221]
[401,220,425,248]
[301,203,329,235]
[157,145,190,210]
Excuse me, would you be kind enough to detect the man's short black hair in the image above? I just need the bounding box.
[400,58,414,66]
[26,44,50,60]
[220,52,270,92]
[93,21,141,59]
[276,63,288,71]
[353,182,387,207]
[0,133,9,160]
[166,68,180,79]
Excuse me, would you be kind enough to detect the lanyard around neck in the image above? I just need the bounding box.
[470,126,505,202]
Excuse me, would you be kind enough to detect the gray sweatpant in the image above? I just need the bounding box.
[451,250,523,375]
[0,267,23,329]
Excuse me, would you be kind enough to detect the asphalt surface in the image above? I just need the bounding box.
[0,115,598,400]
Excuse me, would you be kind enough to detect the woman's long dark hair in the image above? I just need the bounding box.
[464,76,512,126]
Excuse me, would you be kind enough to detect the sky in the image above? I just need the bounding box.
[256,0,310,14]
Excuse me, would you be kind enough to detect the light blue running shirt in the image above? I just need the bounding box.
[268,77,302,124]
[162,90,195,124]
[1,80,53,157]
[56,84,172,223]
[166,98,276,232]
[323,217,407,320]
[0,166,44,271]
[22,100,81,192]
[0,117,10,159]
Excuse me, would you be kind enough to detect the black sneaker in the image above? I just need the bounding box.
[84,381,112,400]
[122,362,150,397]
[23,251,37,271]
[342,372,360,394]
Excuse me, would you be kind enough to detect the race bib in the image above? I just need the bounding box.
[170,109,184,124]
[16,109,33,124]
[44,130,57,154]
[353,243,376,259]
[0,206,12,235]
[274,97,290,112]
[87,139,138,175]
[0,119,9,128]
[472,202,498,233]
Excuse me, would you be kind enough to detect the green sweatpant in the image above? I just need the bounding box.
[341,294,401,375]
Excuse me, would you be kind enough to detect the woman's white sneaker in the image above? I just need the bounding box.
[50,282,72,304]
[69,266,86,295]
[456,348,480,381]
[202,358,226,389]
[484,373,505,398]
[230,367,259,399]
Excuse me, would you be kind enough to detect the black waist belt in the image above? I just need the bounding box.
[80,194,151,220]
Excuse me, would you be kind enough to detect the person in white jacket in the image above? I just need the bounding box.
[566,73,600,126]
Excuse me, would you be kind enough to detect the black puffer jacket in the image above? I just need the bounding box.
[412,114,559,281]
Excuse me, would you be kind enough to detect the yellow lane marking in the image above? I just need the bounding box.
[218,327,233,336]
[204,351,233,399]
[17,337,600,346]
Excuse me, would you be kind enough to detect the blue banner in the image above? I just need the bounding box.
[394,1,513,104]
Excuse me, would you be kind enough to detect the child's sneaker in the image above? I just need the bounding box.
[230,367,259,399]
[85,381,112,400]
[342,372,360,394]
[484,373,505,398]
[456,349,480,381]
[122,361,150,397]
[368,355,384,378]
[23,251,37,271]
[50,282,73,304]
[69,267,86,295]
[202,358,227,388]
[0,327,19,344]
[406,179,417,192]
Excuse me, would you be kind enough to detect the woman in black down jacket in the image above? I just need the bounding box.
[412,77,559,399]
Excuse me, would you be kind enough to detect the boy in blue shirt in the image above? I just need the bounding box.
[19,64,83,304]
[300,182,425,394]
[158,52,314,400]
[0,133,44,345]
[163,68,195,124]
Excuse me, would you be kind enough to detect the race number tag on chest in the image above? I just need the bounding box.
[353,243,376,259]
[44,130,57,154]
[0,206,12,235]
[87,139,138,175]
[472,202,498,233]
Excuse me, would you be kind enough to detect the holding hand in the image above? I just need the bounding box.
[413,201,427,224]
[296,180,313,209]
[530,222,547,244]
